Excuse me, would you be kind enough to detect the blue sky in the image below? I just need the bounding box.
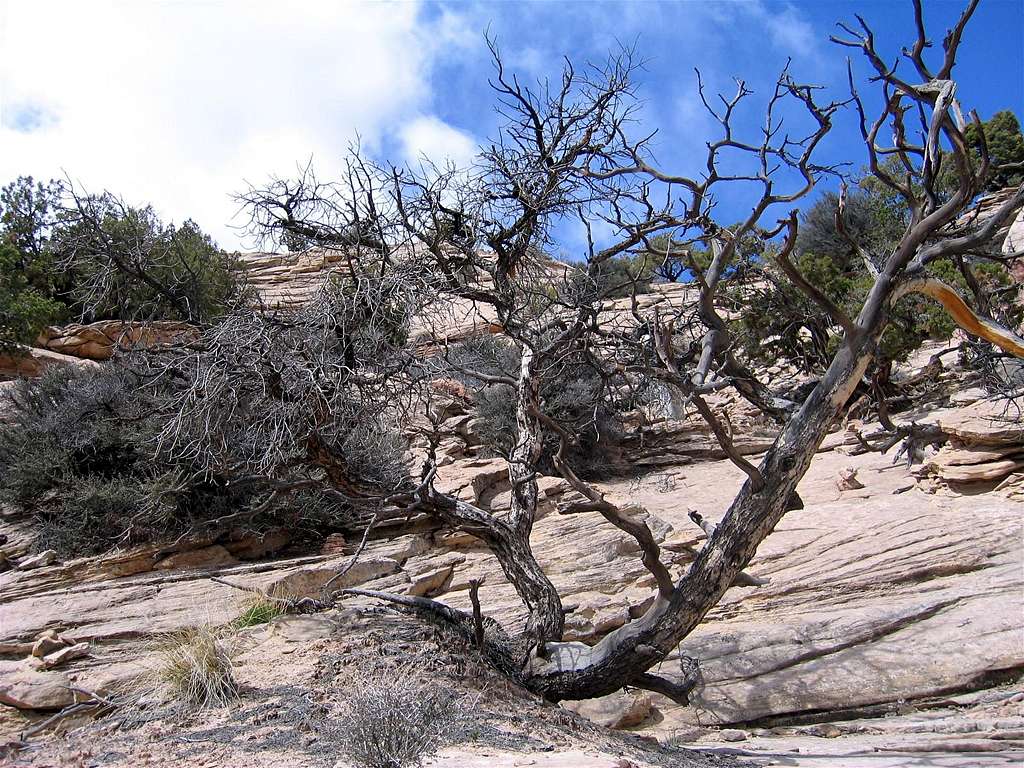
[1,0,1020,253]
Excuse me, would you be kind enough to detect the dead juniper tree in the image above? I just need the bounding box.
[193,2,1024,704]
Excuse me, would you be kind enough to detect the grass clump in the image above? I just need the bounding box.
[154,626,238,710]
[231,593,287,629]
[337,664,463,768]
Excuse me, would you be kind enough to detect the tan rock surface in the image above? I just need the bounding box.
[563,691,655,729]
[0,346,102,379]
[0,662,75,710]
[0,394,1020,768]
[153,544,238,571]
[36,321,197,361]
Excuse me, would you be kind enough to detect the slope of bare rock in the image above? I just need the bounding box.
[907,399,1024,488]
[695,686,1023,766]
[618,418,776,468]
[0,397,1020,765]
[389,443,1021,738]
[4,612,738,768]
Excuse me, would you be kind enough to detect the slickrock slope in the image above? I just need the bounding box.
[1,391,1021,765]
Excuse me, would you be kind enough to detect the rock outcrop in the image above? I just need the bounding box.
[0,346,101,380]
[36,321,197,361]
[919,399,1024,488]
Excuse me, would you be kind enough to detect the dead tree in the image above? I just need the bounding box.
[222,2,1024,704]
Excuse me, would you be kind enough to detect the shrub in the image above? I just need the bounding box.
[0,365,156,554]
[0,362,360,557]
[730,187,1019,379]
[337,666,462,768]
[154,627,238,710]
[2,176,248,328]
[0,242,64,352]
[50,196,248,324]
[447,336,626,477]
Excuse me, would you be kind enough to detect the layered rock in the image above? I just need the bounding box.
[919,398,1024,488]
[36,321,197,361]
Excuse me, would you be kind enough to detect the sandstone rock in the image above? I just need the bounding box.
[371,534,433,563]
[36,320,197,361]
[592,610,629,636]
[41,642,90,669]
[407,565,453,597]
[949,387,987,406]
[434,457,508,503]
[619,418,774,469]
[836,467,865,491]
[17,549,56,570]
[562,614,596,642]
[995,473,1024,500]
[153,545,237,571]
[0,346,102,379]
[435,530,483,549]
[264,557,399,597]
[801,723,843,738]
[267,615,339,643]
[320,533,348,555]
[926,453,1024,483]
[0,662,75,710]
[31,631,65,658]
[718,728,748,742]
[224,528,292,560]
[933,400,1024,445]
[429,377,470,401]
[563,691,654,729]
[0,379,1020,751]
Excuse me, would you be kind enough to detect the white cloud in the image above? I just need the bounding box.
[0,0,471,250]
[743,1,822,62]
[399,115,478,169]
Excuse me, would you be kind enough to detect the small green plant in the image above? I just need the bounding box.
[231,593,286,629]
[154,626,238,710]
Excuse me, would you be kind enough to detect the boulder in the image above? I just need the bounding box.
[563,691,654,730]
[17,550,56,570]
[407,565,453,597]
[718,729,748,742]
[801,723,843,738]
[30,631,65,658]
[0,662,75,710]
[836,467,865,491]
[41,642,90,669]
[320,533,348,555]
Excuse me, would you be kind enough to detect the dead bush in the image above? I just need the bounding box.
[336,665,463,768]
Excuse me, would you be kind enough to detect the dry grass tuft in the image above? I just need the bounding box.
[336,663,464,768]
[154,626,239,710]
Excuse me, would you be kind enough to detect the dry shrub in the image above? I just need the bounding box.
[337,664,463,768]
[154,626,238,710]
